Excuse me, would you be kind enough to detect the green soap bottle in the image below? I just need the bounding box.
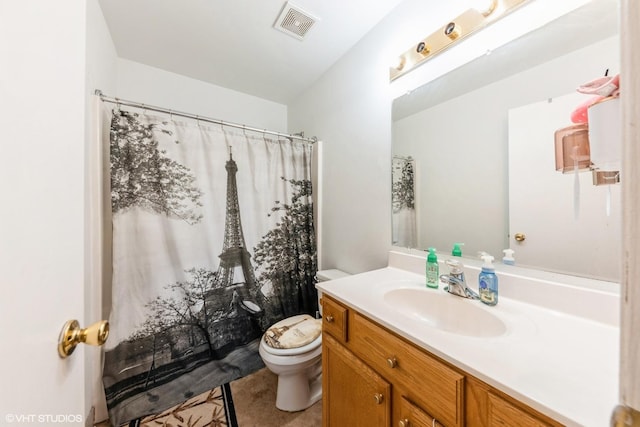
[452,243,464,257]
[426,248,439,288]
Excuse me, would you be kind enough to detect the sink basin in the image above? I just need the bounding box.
[383,288,507,337]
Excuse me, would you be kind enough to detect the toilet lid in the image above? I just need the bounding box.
[263,314,322,352]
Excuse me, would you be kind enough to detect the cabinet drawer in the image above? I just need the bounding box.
[351,312,464,427]
[322,296,348,342]
[488,392,553,427]
[399,396,444,427]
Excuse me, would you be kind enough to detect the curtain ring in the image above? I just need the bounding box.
[195,115,200,127]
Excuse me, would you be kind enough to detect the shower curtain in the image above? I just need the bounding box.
[102,108,317,426]
[392,157,417,248]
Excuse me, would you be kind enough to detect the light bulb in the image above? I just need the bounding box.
[477,0,498,16]
[391,56,406,71]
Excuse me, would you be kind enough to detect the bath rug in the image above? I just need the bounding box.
[124,383,237,427]
[118,367,322,427]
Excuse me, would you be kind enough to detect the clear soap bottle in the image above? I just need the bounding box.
[426,248,439,288]
[478,253,498,306]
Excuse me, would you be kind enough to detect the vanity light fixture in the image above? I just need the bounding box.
[390,0,530,81]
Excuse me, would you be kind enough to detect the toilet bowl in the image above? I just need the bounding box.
[259,314,323,412]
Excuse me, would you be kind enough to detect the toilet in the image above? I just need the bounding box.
[258,269,349,412]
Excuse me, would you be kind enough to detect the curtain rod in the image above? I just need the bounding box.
[95,89,318,144]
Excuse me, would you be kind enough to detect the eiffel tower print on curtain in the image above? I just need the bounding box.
[216,152,264,319]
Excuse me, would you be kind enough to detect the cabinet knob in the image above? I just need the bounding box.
[399,419,410,427]
[514,232,526,242]
[325,315,334,323]
[373,393,384,404]
[387,357,397,368]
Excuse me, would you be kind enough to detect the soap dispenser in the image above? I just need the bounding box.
[451,243,464,257]
[502,249,515,265]
[426,248,439,289]
[478,253,498,306]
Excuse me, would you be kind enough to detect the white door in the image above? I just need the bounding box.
[619,0,640,418]
[0,2,102,424]
[508,93,621,282]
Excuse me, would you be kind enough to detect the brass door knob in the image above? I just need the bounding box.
[58,319,109,358]
[387,357,397,368]
[514,233,526,242]
[325,315,334,323]
[374,393,384,404]
[399,419,410,427]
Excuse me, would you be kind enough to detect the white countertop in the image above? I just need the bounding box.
[317,261,620,426]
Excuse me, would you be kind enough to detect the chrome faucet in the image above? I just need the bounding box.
[439,259,479,300]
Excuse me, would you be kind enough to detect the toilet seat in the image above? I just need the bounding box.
[262,314,322,356]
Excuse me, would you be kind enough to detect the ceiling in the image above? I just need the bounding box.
[98,0,405,104]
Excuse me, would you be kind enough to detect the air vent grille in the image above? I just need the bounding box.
[274,2,318,40]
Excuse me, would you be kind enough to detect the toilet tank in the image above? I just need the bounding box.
[316,269,350,316]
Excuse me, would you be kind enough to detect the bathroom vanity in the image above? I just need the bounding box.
[322,295,563,426]
[318,251,619,426]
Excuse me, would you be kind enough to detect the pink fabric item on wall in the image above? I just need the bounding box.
[577,74,620,96]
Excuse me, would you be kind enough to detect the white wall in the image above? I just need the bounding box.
[287,0,480,274]
[116,59,288,132]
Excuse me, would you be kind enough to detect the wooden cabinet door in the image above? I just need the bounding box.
[323,333,391,427]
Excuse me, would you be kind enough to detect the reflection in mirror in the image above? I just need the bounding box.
[508,92,620,281]
[391,0,620,282]
[392,156,417,247]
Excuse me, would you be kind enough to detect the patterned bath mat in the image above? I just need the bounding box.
[117,368,321,427]
[125,383,237,427]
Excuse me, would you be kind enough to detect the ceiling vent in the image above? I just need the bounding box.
[274,2,318,40]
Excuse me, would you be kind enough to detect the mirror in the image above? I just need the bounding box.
[392,0,621,282]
